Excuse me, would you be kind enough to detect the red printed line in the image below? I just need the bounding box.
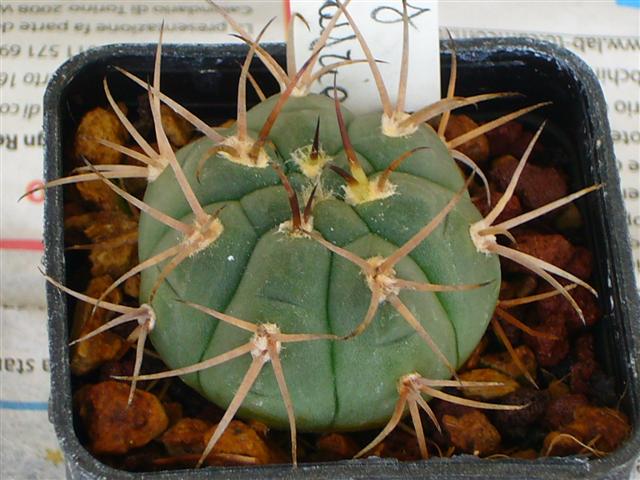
[0,239,44,251]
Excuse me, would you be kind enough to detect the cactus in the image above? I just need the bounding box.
[42,0,601,467]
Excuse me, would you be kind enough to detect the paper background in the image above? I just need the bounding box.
[291,0,441,113]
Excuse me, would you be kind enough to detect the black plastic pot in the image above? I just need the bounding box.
[44,39,640,479]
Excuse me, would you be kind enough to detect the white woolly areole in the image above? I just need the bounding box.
[147,162,165,182]
[290,85,308,98]
[219,135,270,168]
[290,144,332,179]
[277,217,314,238]
[365,256,400,301]
[139,304,157,330]
[381,111,419,138]
[401,372,422,388]
[251,323,281,359]
[344,177,397,206]
[186,217,224,254]
[397,372,423,396]
[469,219,496,254]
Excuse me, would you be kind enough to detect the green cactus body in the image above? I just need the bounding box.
[139,93,500,431]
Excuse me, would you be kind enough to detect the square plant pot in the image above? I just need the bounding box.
[43,39,640,479]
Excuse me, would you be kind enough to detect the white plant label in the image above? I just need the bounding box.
[290,0,440,114]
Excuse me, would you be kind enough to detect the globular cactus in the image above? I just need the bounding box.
[140,59,501,427]
[43,0,600,467]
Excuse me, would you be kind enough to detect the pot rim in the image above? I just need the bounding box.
[43,38,640,479]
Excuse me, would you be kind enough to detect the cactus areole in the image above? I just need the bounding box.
[138,90,501,432]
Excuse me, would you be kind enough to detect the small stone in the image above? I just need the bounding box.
[202,420,275,465]
[545,394,589,430]
[74,107,128,165]
[442,411,501,455]
[523,315,570,367]
[491,388,549,437]
[76,381,168,455]
[162,418,212,456]
[316,433,359,459]
[543,406,630,455]
[443,114,490,165]
[490,154,568,210]
[70,276,126,375]
[160,104,193,147]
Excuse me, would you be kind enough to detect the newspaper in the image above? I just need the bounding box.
[0,1,638,479]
